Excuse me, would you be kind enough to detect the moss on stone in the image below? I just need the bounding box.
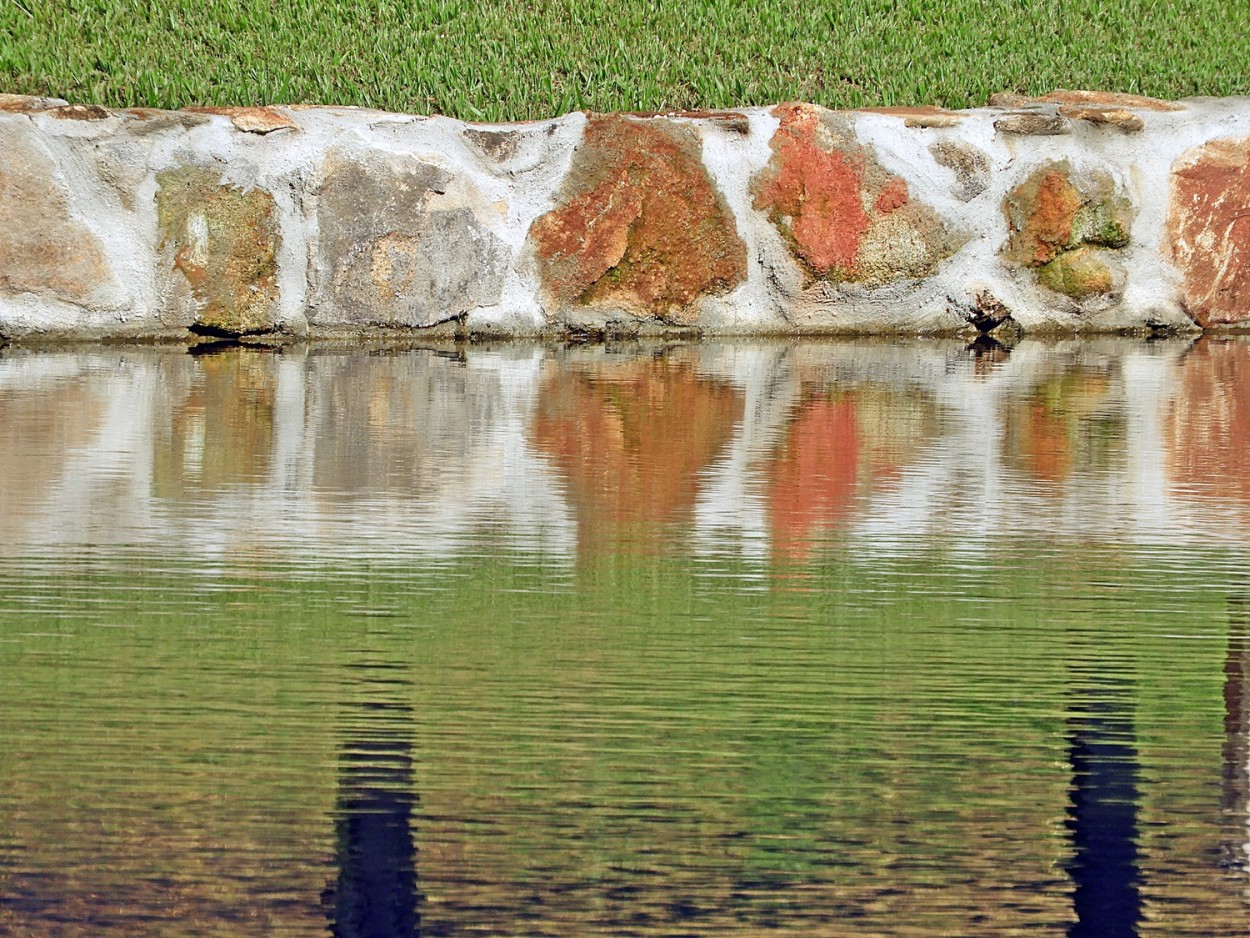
[1036,246,1114,298]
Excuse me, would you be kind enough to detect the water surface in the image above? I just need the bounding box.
[2,337,1249,936]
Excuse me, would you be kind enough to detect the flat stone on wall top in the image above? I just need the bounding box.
[2,91,1250,341]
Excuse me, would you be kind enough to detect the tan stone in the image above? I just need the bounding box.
[1167,136,1250,326]
[186,106,297,135]
[0,93,67,112]
[156,167,281,334]
[0,133,113,305]
[930,141,990,202]
[994,111,1072,136]
[1057,105,1144,133]
[990,89,1184,112]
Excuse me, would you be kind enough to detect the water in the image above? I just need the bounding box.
[0,336,1249,936]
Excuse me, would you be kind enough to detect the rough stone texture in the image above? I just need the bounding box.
[1002,163,1133,300]
[752,103,958,285]
[991,90,1185,112]
[312,151,508,327]
[4,91,1250,340]
[156,167,281,335]
[0,93,68,111]
[0,133,114,306]
[529,115,747,323]
[1167,136,1250,327]
[186,106,297,135]
[929,141,990,202]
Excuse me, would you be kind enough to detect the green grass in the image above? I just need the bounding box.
[1,0,1248,121]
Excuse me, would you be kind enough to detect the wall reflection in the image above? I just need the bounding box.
[2,337,1250,562]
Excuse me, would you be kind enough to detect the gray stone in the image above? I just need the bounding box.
[312,152,508,327]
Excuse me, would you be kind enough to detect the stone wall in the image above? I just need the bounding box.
[2,90,1250,341]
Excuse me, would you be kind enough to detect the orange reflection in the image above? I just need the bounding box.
[1006,369,1115,486]
[765,387,929,561]
[767,396,861,561]
[532,352,742,554]
[1167,339,1250,503]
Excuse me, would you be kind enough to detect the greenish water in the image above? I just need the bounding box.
[2,338,1250,936]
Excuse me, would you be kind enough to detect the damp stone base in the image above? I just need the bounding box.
[3,90,1250,343]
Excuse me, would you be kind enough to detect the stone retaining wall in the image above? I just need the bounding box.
[3,90,1250,342]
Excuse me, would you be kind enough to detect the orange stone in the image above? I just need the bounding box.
[1167,136,1250,327]
[529,115,747,322]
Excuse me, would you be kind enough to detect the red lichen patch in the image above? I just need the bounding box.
[1166,339,1250,503]
[1167,136,1250,327]
[186,106,296,134]
[531,354,742,555]
[752,103,956,285]
[1005,169,1083,266]
[529,115,747,322]
[874,177,909,215]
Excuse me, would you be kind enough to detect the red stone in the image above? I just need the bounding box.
[1168,137,1250,327]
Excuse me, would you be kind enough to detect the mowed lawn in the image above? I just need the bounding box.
[1,0,1247,120]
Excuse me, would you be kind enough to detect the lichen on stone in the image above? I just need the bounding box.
[156,167,280,335]
[751,103,959,287]
[528,114,747,323]
[1001,162,1133,299]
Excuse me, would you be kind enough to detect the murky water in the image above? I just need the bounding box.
[2,337,1250,936]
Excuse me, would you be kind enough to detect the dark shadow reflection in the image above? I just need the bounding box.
[325,661,421,938]
[1066,676,1141,937]
[1222,595,1250,873]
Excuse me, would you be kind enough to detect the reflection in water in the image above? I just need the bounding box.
[531,350,743,555]
[4,337,1250,560]
[5,338,1250,934]
[1066,677,1141,937]
[1223,596,1250,875]
[326,661,420,938]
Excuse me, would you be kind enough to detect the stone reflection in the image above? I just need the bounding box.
[1223,595,1250,875]
[1066,676,1141,937]
[532,347,743,554]
[1004,366,1119,486]
[154,347,277,495]
[1166,338,1250,503]
[325,660,421,938]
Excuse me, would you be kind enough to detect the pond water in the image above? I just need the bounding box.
[1,337,1250,936]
